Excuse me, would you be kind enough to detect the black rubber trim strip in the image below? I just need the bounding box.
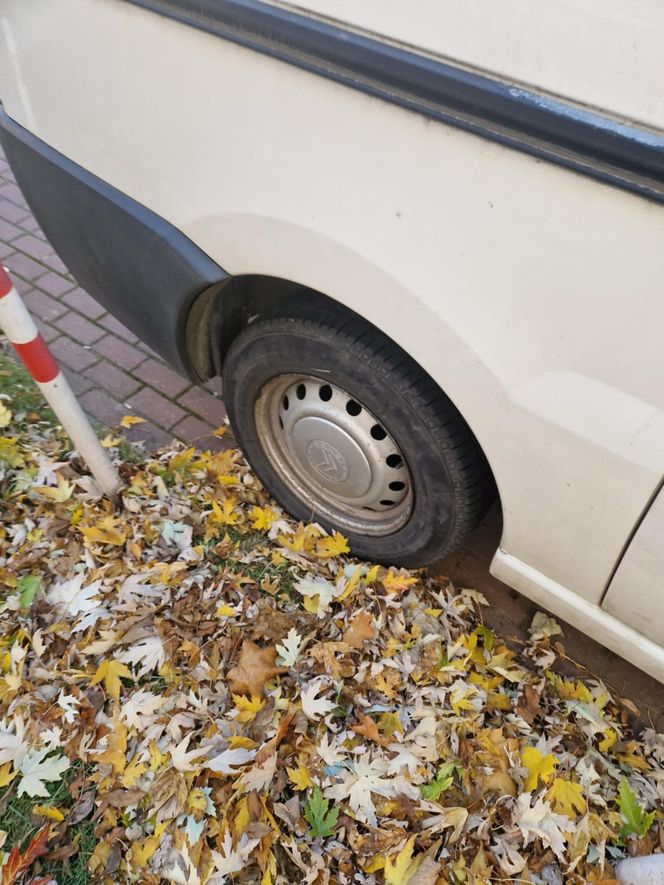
[126,0,664,204]
[0,107,228,376]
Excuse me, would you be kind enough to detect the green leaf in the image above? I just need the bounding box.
[617,777,655,838]
[17,574,42,610]
[304,786,339,838]
[419,762,461,801]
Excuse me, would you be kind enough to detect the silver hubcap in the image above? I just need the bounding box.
[254,375,413,536]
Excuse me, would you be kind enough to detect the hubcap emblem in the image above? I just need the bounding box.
[305,439,349,484]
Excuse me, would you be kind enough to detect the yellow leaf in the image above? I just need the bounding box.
[149,741,169,771]
[382,570,418,594]
[216,604,237,618]
[89,841,111,875]
[250,505,278,532]
[547,778,586,819]
[90,658,135,701]
[521,746,558,792]
[120,415,146,428]
[365,565,380,584]
[287,764,313,791]
[33,804,65,821]
[315,531,350,558]
[187,788,209,815]
[212,425,227,437]
[122,757,147,788]
[80,516,126,547]
[615,740,651,772]
[232,693,265,723]
[0,404,12,428]
[599,729,618,753]
[302,595,320,615]
[233,797,251,836]
[209,497,238,526]
[228,736,257,750]
[33,474,74,502]
[549,673,593,704]
[131,835,160,868]
[0,762,15,788]
[384,837,423,885]
[96,723,128,775]
[101,433,124,448]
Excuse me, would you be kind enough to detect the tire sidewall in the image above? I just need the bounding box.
[224,322,459,566]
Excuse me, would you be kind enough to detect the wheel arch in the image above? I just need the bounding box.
[184,267,503,518]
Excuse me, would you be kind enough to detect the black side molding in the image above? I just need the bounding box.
[127,0,664,204]
[0,108,228,376]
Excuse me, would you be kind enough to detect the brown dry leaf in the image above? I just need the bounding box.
[343,610,375,649]
[352,712,389,747]
[227,640,284,697]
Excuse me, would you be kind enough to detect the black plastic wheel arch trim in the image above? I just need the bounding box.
[127,0,664,204]
[0,107,228,377]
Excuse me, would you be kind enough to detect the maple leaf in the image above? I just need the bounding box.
[0,717,28,766]
[287,764,314,791]
[56,691,80,724]
[343,610,375,649]
[521,745,558,791]
[238,754,277,794]
[384,837,428,885]
[90,659,135,701]
[303,786,338,838]
[616,777,655,838]
[120,414,146,428]
[209,497,239,527]
[206,747,256,775]
[47,575,102,617]
[232,694,265,724]
[547,777,586,819]
[315,531,350,558]
[382,569,418,594]
[325,753,408,827]
[33,473,74,502]
[250,505,278,531]
[164,844,202,885]
[118,635,165,675]
[1,824,50,885]
[169,735,209,772]
[300,680,335,721]
[17,749,69,798]
[209,831,260,884]
[420,762,461,801]
[94,723,127,775]
[120,690,165,729]
[513,793,573,861]
[352,712,389,747]
[227,640,282,697]
[79,516,126,546]
[295,576,340,618]
[275,628,304,667]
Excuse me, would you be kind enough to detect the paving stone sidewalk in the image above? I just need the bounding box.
[0,146,229,451]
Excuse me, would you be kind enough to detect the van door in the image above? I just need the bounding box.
[603,486,664,646]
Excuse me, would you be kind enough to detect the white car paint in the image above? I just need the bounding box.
[0,0,663,680]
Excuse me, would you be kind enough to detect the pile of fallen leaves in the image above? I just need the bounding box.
[0,404,662,884]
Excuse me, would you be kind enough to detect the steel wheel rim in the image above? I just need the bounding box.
[254,374,413,536]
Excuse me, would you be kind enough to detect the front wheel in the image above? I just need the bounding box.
[223,309,490,567]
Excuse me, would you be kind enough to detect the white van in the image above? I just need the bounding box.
[1,0,663,681]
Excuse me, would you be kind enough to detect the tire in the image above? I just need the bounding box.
[223,307,490,567]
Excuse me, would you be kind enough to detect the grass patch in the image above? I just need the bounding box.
[0,763,95,884]
[0,346,58,427]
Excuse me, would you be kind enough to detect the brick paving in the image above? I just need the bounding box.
[0,145,229,451]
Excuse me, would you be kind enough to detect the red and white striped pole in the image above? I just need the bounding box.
[0,265,121,496]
